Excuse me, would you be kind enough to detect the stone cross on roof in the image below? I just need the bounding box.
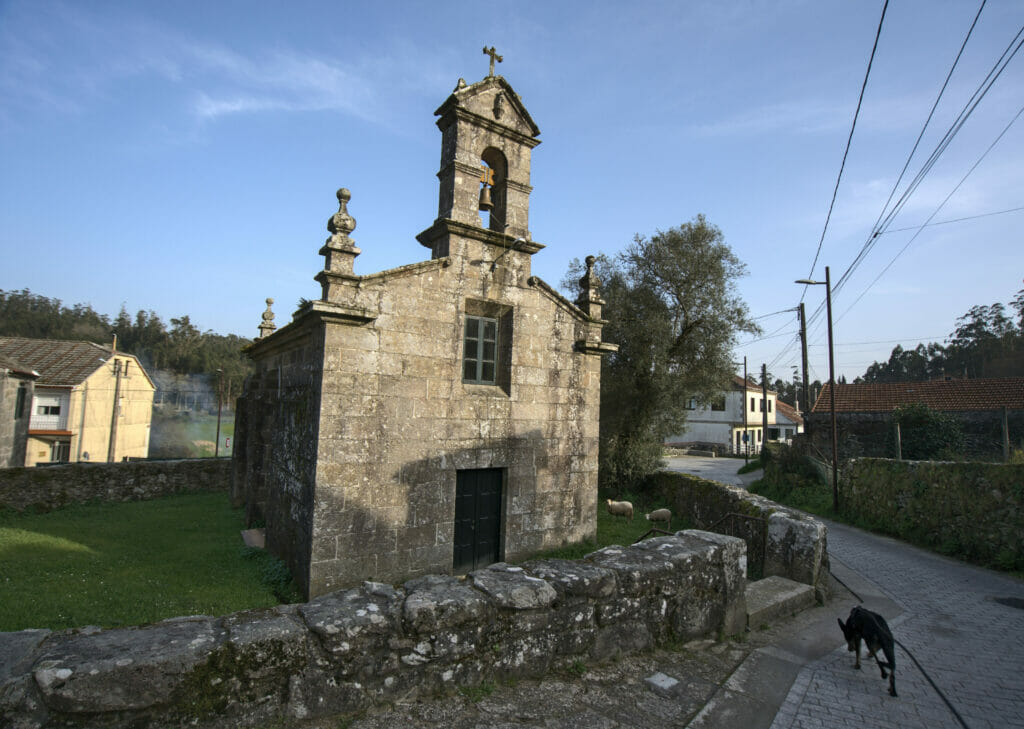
[483,46,503,77]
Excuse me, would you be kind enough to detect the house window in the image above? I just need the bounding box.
[15,386,27,418]
[37,400,61,416]
[759,398,765,412]
[685,398,697,410]
[710,396,726,411]
[463,315,498,384]
[768,400,773,413]
[750,397,755,412]
[51,440,70,463]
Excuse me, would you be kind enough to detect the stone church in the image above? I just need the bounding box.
[233,65,616,599]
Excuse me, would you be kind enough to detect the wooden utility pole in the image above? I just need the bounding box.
[742,357,749,463]
[107,359,123,463]
[799,302,810,417]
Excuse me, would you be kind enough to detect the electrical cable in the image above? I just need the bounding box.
[837,102,1024,323]
[833,21,1024,301]
[877,205,1024,234]
[801,0,890,302]
[844,0,987,289]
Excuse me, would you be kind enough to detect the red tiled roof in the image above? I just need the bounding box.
[811,378,1024,413]
[731,374,776,394]
[775,399,804,425]
[0,338,114,387]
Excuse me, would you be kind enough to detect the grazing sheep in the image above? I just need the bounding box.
[645,508,672,530]
[606,499,633,521]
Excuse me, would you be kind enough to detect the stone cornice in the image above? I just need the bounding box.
[435,106,541,149]
[247,301,376,358]
[416,219,545,254]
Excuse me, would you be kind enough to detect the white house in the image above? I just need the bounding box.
[666,376,802,454]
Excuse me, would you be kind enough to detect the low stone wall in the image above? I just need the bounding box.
[842,458,1024,569]
[0,530,745,729]
[0,458,231,512]
[645,470,829,595]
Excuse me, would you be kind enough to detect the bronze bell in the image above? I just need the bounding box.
[478,184,493,211]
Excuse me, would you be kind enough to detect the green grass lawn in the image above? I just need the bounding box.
[0,492,288,632]
[1,489,687,632]
[526,495,689,562]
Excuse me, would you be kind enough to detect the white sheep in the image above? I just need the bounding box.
[645,508,672,530]
[606,499,633,521]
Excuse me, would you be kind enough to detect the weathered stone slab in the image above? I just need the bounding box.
[299,582,403,659]
[32,617,224,713]
[520,558,616,600]
[585,544,676,596]
[468,563,557,610]
[402,574,493,633]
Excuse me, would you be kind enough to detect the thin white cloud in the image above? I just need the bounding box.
[0,2,443,129]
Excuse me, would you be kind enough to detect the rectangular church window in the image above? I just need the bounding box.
[463,315,498,384]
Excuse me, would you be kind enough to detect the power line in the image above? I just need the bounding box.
[877,205,1024,234]
[801,0,890,300]
[867,2,985,243]
[833,19,1024,302]
[837,102,1024,323]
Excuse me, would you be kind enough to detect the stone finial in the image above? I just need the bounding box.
[317,187,362,302]
[327,188,356,239]
[258,298,277,338]
[576,255,605,320]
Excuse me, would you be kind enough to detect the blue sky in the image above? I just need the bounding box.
[1,0,1021,386]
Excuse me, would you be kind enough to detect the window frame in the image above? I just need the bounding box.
[462,314,499,385]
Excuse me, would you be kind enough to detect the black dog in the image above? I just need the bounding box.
[838,606,897,696]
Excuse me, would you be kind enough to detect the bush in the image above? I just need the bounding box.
[890,403,966,460]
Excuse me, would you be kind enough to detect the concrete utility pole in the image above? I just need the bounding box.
[107,359,123,463]
[762,363,769,451]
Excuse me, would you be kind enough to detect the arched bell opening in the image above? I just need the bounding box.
[479,147,508,233]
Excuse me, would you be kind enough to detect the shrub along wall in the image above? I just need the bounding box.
[0,459,231,512]
[0,531,747,729]
[842,458,1024,569]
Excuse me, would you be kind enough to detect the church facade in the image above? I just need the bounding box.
[233,69,615,599]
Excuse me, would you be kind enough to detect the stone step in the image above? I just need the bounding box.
[745,575,815,629]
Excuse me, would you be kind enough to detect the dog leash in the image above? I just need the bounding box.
[831,570,973,729]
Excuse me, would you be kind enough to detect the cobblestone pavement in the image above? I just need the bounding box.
[771,521,1024,729]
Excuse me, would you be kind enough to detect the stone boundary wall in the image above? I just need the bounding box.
[645,470,829,595]
[0,531,745,729]
[0,458,231,512]
[842,458,1024,569]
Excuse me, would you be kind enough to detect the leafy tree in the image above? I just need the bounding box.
[566,215,760,488]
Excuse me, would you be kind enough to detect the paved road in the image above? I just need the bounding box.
[662,455,761,489]
[770,521,1024,729]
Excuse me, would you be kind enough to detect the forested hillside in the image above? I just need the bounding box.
[857,289,1024,383]
[0,289,253,403]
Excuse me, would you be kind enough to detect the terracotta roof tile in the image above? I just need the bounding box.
[0,338,114,387]
[775,399,803,425]
[811,378,1024,413]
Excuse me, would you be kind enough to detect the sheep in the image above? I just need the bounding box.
[645,508,672,530]
[606,499,633,521]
